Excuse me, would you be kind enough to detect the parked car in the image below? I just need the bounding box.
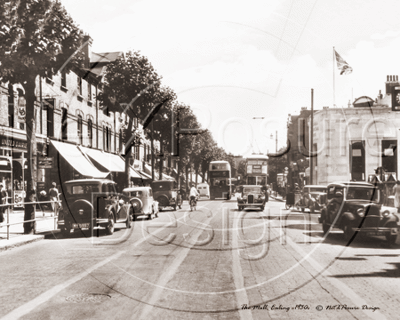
[58,179,131,236]
[296,185,327,212]
[237,185,266,211]
[151,180,178,211]
[122,186,158,220]
[318,181,399,243]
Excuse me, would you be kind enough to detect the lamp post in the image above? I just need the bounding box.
[270,131,278,152]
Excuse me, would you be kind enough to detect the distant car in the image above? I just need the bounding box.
[197,183,210,198]
[58,179,131,237]
[151,180,178,211]
[319,181,399,243]
[237,185,266,211]
[296,185,327,212]
[122,186,159,220]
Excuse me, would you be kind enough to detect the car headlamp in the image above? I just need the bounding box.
[382,210,391,218]
[78,209,84,215]
[357,208,365,217]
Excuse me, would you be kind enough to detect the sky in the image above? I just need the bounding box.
[60,0,400,156]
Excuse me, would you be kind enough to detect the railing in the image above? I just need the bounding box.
[0,200,60,240]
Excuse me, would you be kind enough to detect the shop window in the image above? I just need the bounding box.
[88,119,93,148]
[61,108,68,140]
[77,115,83,145]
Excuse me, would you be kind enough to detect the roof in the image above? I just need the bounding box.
[246,154,268,160]
[210,160,230,164]
[64,179,115,184]
[304,185,327,188]
[328,181,374,187]
[122,186,151,192]
[242,185,263,187]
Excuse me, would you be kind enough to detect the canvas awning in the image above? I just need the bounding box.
[51,140,108,178]
[80,147,125,172]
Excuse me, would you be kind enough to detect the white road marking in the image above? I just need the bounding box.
[231,210,253,320]
[2,251,125,320]
[137,215,214,320]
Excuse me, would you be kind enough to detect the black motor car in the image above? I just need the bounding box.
[58,179,131,236]
[237,185,267,211]
[151,180,178,211]
[318,181,399,243]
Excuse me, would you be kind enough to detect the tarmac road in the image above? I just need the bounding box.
[0,198,399,320]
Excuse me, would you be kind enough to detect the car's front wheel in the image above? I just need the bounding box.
[322,222,330,235]
[106,213,115,235]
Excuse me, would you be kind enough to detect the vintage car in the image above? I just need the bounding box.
[318,181,399,243]
[58,179,132,236]
[122,186,159,220]
[237,185,267,211]
[151,180,178,211]
[296,185,327,212]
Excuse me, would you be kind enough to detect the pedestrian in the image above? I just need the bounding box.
[49,182,60,217]
[393,181,400,212]
[0,183,7,224]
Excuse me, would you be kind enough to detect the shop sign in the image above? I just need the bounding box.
[0,136,27,150]
[38,157,53,169]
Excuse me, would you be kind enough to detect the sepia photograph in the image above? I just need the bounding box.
[0,0,399,319]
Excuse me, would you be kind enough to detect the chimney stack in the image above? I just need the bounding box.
[82,34,93,69]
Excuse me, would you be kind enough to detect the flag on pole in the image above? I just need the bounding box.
[334,50,353,75]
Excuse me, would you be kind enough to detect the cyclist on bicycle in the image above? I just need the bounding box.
[189,184,199,206]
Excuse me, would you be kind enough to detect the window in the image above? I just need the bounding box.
[103,126,111,152]
[119,129,123,152]
[88,119,93,148]
[88,82,92,100]
[61,108,68,140]
[45,99,54,137]
[77,76,82,95]
[61,71,66,87]
[77,115,83,145]
[8,86,14,128]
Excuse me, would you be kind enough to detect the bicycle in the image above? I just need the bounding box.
[190,196,197,211]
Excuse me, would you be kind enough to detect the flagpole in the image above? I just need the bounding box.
[333,46,336,107]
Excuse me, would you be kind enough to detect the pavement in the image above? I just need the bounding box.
[0,207,60,252]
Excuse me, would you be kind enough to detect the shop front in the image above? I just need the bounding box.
[0,133,47,208]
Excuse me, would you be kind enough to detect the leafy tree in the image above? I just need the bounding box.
[0,0,85,233]
[99,51,176,186]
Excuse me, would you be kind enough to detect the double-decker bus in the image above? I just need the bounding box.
[245,154,268,186]
[209,160,231,200]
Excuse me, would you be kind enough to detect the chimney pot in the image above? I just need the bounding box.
[387,75,390,81]
[390,75,393,81]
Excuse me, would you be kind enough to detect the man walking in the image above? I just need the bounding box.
[49,182,60,217]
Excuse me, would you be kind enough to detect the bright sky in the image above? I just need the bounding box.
[60,0,400,156]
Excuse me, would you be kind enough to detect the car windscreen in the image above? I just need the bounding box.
[346,187,379,202]
[243,187,262,194]
[66,184,100,195]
